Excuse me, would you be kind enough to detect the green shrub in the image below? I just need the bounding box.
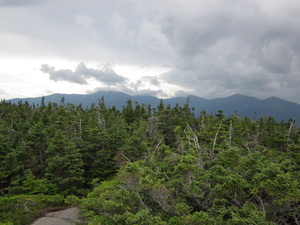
[0,194,64,225]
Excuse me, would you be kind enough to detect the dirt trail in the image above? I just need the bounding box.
[31,207,85,225]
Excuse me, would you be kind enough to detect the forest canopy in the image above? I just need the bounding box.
[0,98,299,224]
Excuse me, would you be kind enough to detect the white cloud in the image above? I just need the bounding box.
[40,62,127,85]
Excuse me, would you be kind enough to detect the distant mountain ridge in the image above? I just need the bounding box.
[6,91,300,125]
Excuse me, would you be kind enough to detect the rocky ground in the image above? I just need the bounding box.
[31,207,86,225]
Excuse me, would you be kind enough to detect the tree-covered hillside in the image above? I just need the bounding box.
[0,98,299,224]
[8,91,300,125]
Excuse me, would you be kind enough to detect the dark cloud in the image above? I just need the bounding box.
[130,0,300,101]
[40,62,127,85]
[2,0,300,103]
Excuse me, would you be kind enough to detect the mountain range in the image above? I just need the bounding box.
[6,91,300,125]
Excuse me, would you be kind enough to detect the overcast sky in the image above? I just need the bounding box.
[1,0,300,103]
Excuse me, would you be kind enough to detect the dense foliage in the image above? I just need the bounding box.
[0,98,299,224]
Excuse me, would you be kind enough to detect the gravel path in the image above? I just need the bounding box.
[31,207,85,225]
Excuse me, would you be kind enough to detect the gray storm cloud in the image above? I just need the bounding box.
[1,0,300,103]
[40,63,127,85]
[131,0,300,100]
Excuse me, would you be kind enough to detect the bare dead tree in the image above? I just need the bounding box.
[287,118,295,140]
[211,123,222,159]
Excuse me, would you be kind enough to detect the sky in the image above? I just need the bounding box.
[1,0,300,103]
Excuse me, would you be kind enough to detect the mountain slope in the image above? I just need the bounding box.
[6,91,300,124]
